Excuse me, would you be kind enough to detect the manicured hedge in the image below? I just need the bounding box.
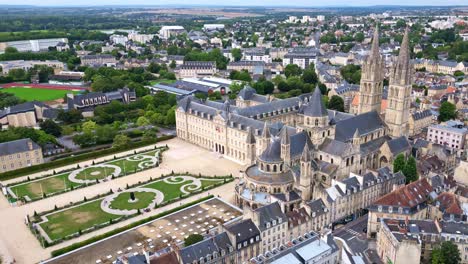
[0,135,174,181]
[50,195,214,258]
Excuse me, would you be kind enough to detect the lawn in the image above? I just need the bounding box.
[110,191,157,211]
[9,149,161,201]
[0,87,80,101]
[37,176,227,241]
[40,200,122,241]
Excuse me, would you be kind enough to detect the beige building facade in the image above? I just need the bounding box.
[0,138,43,173]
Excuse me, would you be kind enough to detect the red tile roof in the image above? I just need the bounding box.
[373,178,432,208]
[436,192,463,215]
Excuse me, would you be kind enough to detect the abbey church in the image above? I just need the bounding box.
[175,27,413,212]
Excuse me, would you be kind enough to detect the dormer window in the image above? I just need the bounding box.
[398,207,403,214]
[256,235,260,241]
[278,218,282,223]
[272,220,277,226]
[378,206,383,212]
[266,222,271,228]
[388,207,393,213]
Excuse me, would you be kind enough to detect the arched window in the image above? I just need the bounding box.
[261,163,264,170]
[315,119,319,126]
[280,164,283,171]
[267,164,270,172]
[320,155,322,160]
[331,158,334,164]
[273,165,277,172]
[327,130,330,136]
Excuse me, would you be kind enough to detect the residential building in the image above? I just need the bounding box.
[244,202,288,253]
[80,54,118,67]
[176,61,217,78]
[427,124,467,151]
[222,219,261,264]
[227,61,265,74]
[367,178,434,237]
[317,167,405,223]
[0,139,43,173]
[128,32,155,44]
[409,110,434,137]
[283,48,318,69]
[178,232,235,264]
[203,24,225,31]
[249,232,339,264]
[109,34,128,45]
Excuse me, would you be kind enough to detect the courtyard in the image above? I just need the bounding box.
[8,148,164,202]
[36,175,229,242]
[45,197,242,264]
[0,138,242,264]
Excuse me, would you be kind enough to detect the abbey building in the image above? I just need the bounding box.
[175,26,413,212]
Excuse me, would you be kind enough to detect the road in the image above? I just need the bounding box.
[333,215,382,264]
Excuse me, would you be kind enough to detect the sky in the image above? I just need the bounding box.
[0,0,466,6]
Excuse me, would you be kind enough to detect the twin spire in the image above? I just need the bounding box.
[390,27,411,86]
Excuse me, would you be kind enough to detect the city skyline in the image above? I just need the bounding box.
[0,0,467,7]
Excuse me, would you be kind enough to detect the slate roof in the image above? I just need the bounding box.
[179,232,233,264]
[335,111,386,142]
[0,101,48,118]
[0,138,41,156]
[387,136,411,155]
[302,87,328,117]
[320,138,356,156]
[411,109,432,120]
[225,219,260,244]
[254,202,288,231]
[305,198,329,218]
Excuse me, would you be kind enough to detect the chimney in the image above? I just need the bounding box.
[144,250,150,264]
[27,140,33,150]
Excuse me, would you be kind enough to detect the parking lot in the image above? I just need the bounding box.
[47,197,242,264]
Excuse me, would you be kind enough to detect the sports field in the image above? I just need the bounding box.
[0,87,80,101]
[37,175,227,241]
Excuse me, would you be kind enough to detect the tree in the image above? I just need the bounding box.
[231,48,242,62]
[147,62,161,73]
[438,101,457,122]
[340,65,361,84]
[57,109,83,124]
[285,64,302,78]
[112,134,130,149]
[328,96,345,112]
[393,154,406,173]
[136,116,150,127]
[142,130,157,142]
[184,234,204,247]
[402,156,418,183]
[82,120,97,134]
[432,241,461,264]
[355,32,365,42]
[39,119,62,137]
[169,60,176,69]
[302,68,318,84]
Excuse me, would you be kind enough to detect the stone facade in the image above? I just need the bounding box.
[0,139,43,173]
[385,28,412,138]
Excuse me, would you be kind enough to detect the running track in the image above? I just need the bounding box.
[0,83,90,91]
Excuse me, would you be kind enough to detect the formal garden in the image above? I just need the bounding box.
[29,174,232,246]
[7,146,167,203]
